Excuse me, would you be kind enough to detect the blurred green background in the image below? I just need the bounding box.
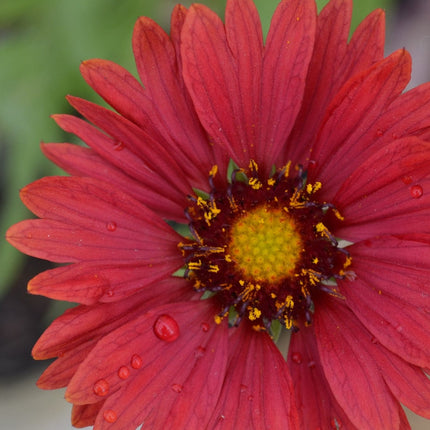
[1,0,430,429]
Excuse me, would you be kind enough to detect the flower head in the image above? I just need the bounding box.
[6,0,430,429]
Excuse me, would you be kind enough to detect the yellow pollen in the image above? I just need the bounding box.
[209,165,218,177]
[248,307,262,321]
[249,177,263,190]
[228,206,302,283]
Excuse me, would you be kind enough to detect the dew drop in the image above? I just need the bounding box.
[118,366,130,380]
[153,314,180,342]
[93,379,109,396]
[240,384,248,393]
[130,354,143,369]
[106,289,114,298]
[195,346,206,358]
[201,322,210,332]
[248,395,254,401]
[410,184,423,199]
[171,383,183,393]
[402,175,413,185]
[218,415,226,422]
[370,336,379,344]
[308,360,316,369]
[106,221,117,232]
[103,409,118,423]
[376,128,384,137]
[113,141,124,151]
[291,352,302,364]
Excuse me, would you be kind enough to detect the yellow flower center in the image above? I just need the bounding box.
[228,206,302,283]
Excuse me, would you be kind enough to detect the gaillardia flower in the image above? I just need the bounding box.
[7,0,430,428]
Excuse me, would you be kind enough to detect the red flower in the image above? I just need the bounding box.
[6,0,430,429]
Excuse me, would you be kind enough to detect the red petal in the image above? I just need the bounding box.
[224,0,264,163]
[314,297,401,430]
[32,278,193,360]
[65,301,228,430]
[66,97,192,193]
[7,218,180,263]
[71,402,103,428]
[259,0,316,167]
[7,177,182,264]
[209,323,299,429]
[287,0,351,162]
[287,1,384,164]
[399,408,412,430]
[339,255,430,368]
[288,323,356,429]
[372,343,430,419]
[344,7,385,71]
[29,260,182,305]
[37,341,93,389]
[132,16,213,174]
[20,176,178,240]
[334,138,430,241]
[310,49,412,195]
[79,59,151,131]
[53,113,188,208]
[374,82,430,144]
[345,236,430,309]
[181,2,252,164]
[170,4,188,67]
[41,143,186,222]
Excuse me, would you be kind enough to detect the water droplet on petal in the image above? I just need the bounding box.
[113,141,124,151]
[195,346,206,358]
[153,314,180,342]
[201,322,210,332]
[248,395,254,401]
[308,360,316,369]
[103,409,118,423]
[118,366,130,379]
[171,383,183,393]
[240,384,248,393]
[402,175,413,185]
[106,222,117,232]
[291,352,302,364]
[370,336,379,344]
[376,128,383,137]
[130,354,142,369]
[308,159,317,169]
[93,379,109,396]
[410,184,423,199]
